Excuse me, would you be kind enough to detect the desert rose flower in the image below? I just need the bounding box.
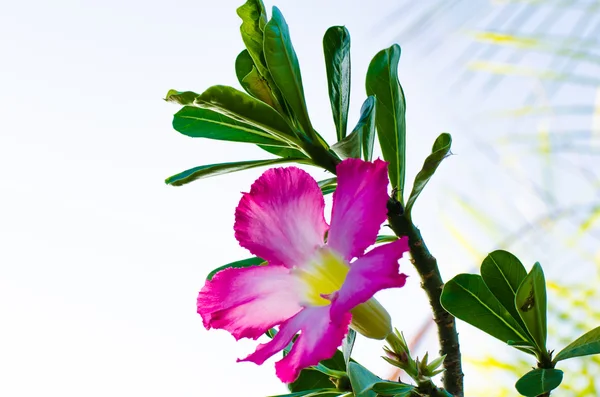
[197,158,409,382]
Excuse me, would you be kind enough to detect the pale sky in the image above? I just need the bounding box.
[4,0,595,396]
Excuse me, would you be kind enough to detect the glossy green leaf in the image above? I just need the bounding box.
[365,44,406,201]
[264,7,315,138]
[259,144,307,159]
[235,49,254,84]
[289,352,346,392]
[235,50,277,108]
[331,96,376,161]
[375,235,398,244]
[164,89,197,105]
[205,257,265,280]
[323,26,351,141]
[370,381,414,396]
[405,133,452,216]
[342,329,356,367]
[347,362,380,397]
[196,85,298,142]
[172,106,285,146]
[480,250,529,331]
[515,262,547,352]
[441,274,531,344]
[165,158,302,186]
[515,368,563,397]
[317,177,337,196]
[555,326,600,362]
[237,0,269,77]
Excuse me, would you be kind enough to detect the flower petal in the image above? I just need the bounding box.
[327,159,389,260]
[330,238,409,324]
[197,264,302,340]
[239,306,351,383]
[234,167,328,268]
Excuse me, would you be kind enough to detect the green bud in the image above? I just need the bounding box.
[350,298,392,340]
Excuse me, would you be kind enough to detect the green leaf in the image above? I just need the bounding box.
[264,7,315,139]
[237,0,269,77]
[375,235,398,244]
[331,96,376,161]
[259,144,308,159]
[555,326,600,362]
[515,262,548,352]
[342,329,356,367]
[317,177,337,196]
[235,50,277,108]
[365,44,406,201]
[480,250,529,331]
[347,362,380,397]
[172,106,286,146]
[440,274,531,345]
[164,89,198,105]
[195,85,298,142]
[165,158,302,186]
[289,350,347,392]
[370,381,414,396]
[205,257,265,280]
[235,49,255,84]
[404,133,452,216]
[515,368,563,397]
[323,26,351,141]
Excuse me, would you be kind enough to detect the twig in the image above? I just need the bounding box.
[387,198,464,397]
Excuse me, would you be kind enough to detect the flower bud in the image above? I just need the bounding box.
[349,297,392,340]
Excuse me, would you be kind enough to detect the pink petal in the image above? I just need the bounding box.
[197,265,302,340]
[234,167,328,268]
[327,159,390,261]
[276,306,351,383]
[330,238,409,324]
[240,306,351,383]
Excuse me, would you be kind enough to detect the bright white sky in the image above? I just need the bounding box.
[1,0,573,396]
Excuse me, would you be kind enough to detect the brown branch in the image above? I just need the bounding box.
[387,198,464,397]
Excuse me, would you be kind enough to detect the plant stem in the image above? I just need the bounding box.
[387,199,464,397]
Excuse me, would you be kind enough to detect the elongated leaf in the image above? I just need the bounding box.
[342,329,356,367]
[165,158,302,186]
[323,26,351,141]
[235,50,280,109]
[164,89,197,105]
[331,96,376,160]
[366,44,406,201]
[405,133,452,216]
[375,235,398,244]
[347,362,380,397]
[237,0,268,77]
[264,7,315,138]
[259,144,307,159]
[515,262,547,352]
[441,274,531,344]
[480,250,528,330]
[235,49,254,84]
[289,349,347,392]
[515,368,563,397]
[370,381,414,396]
[206,257,265,280]
[555,326,600,362]
[358,96,377,161]
[196,85,298,142]
[172,106,285,145]
[317,177,337,196]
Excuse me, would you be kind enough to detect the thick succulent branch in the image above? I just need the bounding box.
[387,198,464,397]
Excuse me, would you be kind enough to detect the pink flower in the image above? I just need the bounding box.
[197,158,409,383]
